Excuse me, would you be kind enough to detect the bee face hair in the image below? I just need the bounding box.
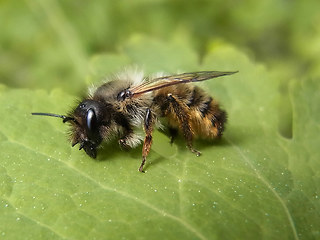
[32,69,237,172]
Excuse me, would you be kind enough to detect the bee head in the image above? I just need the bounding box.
[69,99,112,158]
[32,99,112,159]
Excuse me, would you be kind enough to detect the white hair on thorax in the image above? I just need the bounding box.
[114,66,145,87]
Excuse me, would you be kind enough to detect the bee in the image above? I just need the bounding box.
[32,69,237,172]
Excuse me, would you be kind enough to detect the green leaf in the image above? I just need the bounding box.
[0,38,319,240]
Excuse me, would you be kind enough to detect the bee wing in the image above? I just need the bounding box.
[129,71,237,97]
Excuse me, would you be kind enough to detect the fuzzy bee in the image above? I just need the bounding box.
[32,69,237,172]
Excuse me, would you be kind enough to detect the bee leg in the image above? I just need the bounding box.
[139,108,154,172]
[167,94,201,157]
[118,137,131,149]
[168,127,178,145]
[115,112,134,149]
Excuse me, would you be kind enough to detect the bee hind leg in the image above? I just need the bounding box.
[139,108,154,172]
[167,94,201,157]
[168,127,178,145]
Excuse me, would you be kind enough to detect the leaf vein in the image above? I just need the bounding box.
[225,137,299,240]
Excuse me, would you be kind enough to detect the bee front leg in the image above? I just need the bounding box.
[139,108,154,172]
[119,127,144,150]
[167,94,201,156]
[115,113,135,149]
[118,134,134,149]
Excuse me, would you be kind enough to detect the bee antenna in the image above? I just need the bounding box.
[31,112,75,123]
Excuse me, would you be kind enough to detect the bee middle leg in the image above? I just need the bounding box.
[167,94,201,156]
[139,108,154,172]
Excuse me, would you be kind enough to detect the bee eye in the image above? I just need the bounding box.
[86,108,96,131]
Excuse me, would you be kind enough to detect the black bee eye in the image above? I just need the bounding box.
[86,108,96,131]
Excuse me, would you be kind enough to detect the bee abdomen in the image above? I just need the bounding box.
[210,109,227,137]
[188,87,227,138]
[199,97,213,117]
[187,87,213,117]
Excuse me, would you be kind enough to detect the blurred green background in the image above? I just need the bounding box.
[1,0,319,94]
